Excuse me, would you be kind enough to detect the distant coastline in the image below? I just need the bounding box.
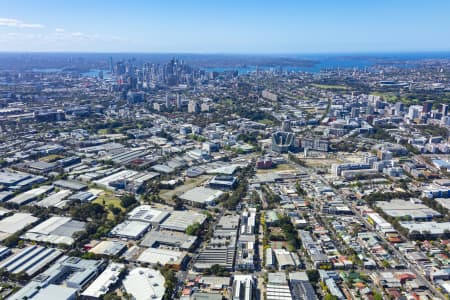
[1,51,449,74]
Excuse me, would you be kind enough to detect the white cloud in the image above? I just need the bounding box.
[55,28,65,32]
[0,17,44,28]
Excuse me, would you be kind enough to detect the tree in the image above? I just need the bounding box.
[160,266,176,300]
[70,203,106,221]
[173,196,184,210]
[374,293,383,300]
[306,269,319,283]
[206,264,230,277]
[103,293,122,300]
[324,294,338,300]
[120,194,137,208]
[186,222,201,236]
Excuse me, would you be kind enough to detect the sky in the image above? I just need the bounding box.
[0,0,449,54]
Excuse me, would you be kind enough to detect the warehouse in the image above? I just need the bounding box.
[89,240,127,256]
[289,272,319,300]
[37,189,72,208]
[179,187,223,207]
[93,169,159,193]
[0,191,13,202]
[53,179,87,191]
[266,272,293,300]
[127,205,170,226]
[9,256,104,300]
[24,161,59,174]
[0,246,11,260]
[0,169,47,191]
[137,248,187,269]
[140,230,197,251]
[68,191,96,202]
[0,213,38,241]
[0,169,32,186]
[160,211,207,232]
[30,284,77,300]
[0,245,62,276]
[21,216,86,245]
[8,185,54,205]
[399,221,450,238]
[273,248,301,270]
[123,268,165,300]
[107,149,149,165]
[194,233,237,272]
[375,198,441,220]
[81,262,124,299]
[93,169,138,189]
[110,220,150,240]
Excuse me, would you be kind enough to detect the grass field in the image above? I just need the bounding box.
[311,83,349,90]
[97,128,109,135]
[39,154,64,162]
[92,190,125,219]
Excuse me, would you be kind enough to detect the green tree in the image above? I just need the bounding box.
[120,194,137,208]
[186,222,201,236]
[324,294,338,300]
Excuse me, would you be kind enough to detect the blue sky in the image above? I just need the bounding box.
[0,0,449,53]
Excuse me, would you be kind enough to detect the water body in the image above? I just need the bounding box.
[27,52,450,76]
[32,68,111,79]
[203,52,450,74]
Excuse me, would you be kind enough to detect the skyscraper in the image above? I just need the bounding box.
[165,94,171,108]
[176,94,182,110]
[422,101,433,113]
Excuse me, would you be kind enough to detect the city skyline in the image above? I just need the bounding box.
[1,0,450,53]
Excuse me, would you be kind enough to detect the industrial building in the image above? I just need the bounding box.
[265,248,275,269]
[140,230,197,251]
[0,245,62,277]
[9,256,104,300]
[160,211,207,232]
[53,179,87,191]
[375,198,441,220]
[88,240,127,256]
[109,220,150,240]
[21,216,86,245]
[289,272,319,300]
[37,189,73,208]
[194,215,239,271]
[273,248,301,270]
[93,169,159,193]
[266,272,292,300]
[127,205,170,226]
[399,221,450,238]
[137,248,187,270]
[0,212,38,241]
[123,268,165,300]
[81,262,124,299]
[179,187,224,207]
[8,185,54,205]
[0,169,46,191]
